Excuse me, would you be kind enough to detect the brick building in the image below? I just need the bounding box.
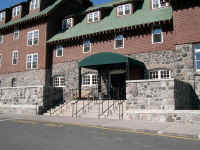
[0,0,200,115]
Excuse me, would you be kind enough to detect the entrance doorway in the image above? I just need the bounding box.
[110,73,126,100]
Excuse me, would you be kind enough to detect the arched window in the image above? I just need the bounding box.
[149,69,171,80]
[11,78,17,87]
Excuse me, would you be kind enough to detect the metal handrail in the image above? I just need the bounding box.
[98,100,117,119]
[72,99,93,119]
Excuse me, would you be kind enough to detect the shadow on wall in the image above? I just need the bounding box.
[38,87,64,114]
[174,79,200,110]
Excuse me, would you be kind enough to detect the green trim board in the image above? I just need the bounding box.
[48,0,172,43]
[79,52,145,68]
[0,0,64,30]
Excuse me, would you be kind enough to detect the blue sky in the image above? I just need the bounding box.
[0,0,112,10]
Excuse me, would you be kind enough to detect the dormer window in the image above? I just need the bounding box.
[152,0,169,9]
[117,4,132,16]
[12,6,21,17]
[0,12,5,21]
[87,11,100,23]
[30,0,39,10]
[62,18,73,31]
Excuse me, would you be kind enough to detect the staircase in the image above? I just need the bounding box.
[43,99,126,120]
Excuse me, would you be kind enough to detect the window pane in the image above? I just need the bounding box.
[153,34,161,43]
[196,61,200,70]
[153,0,159,8]
[83,40,90,52]
[115,35,124,48]
[196,53,200,60]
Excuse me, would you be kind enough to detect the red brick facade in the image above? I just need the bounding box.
[0,23,47,74]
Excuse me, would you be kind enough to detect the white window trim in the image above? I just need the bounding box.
[0,54,2,65]
[12,50,19,65]
[12,6,21,17]
[87,11,100,23]
[149,69,171,80]
[117,3,132,16]
[56,46,63,57]
[152,0,169,9]
[27,30,39,46]
[30,0,40,11]
[26,53,38,70]
[0,12,5,21]
[152,28,163,44]
[13,30,20,40]
[82,73,98,87]
[54,76,65,87]
[0,35,4,44]
[195,48,200,72]
[62,18,73,31]
[114,35,124,49]
[83,40,91,53]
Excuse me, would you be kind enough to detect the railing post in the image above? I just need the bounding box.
[98,100,100,120]
[102,100,103,113]
[35,103,38,115]
[119,103,121,120]
[75,102,77,119]
[108,100,110,116]
[82,100,84,113]
[72,103,74,117]
[122,102,124,120]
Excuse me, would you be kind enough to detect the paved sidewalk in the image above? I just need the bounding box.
[1,114,200,140]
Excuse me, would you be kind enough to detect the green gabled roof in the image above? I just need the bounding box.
[0,0,63,30]
[48,0,172,43]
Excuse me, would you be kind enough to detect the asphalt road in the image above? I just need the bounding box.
[0,119,199,150]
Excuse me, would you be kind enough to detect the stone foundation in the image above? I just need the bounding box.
[125,110,200,125]
[0,86,63,115]
[126,79,200,110]
[0,69,46,87]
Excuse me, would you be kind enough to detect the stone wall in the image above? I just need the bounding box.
[126,79,200,111]
[0,86,63,115]
[125,110,200,125]
[0,69,46,87]
[126,79,175,110]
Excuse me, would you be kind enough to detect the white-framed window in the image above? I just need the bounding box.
[83,40,91,53]
[152,28,163,44]
[11,78,17,87]
[149,69,171,80]
[30,0,39,10]
[82,73,98,86]
[0,11,5,21]
[114,35,124,49]
[56,45,63,57]
[0,35,3,44]
[12,50,18,65]
[26,53,38,70]
[152,0,169,9]
[13,30,19,40]
[87,11,100,23]
[117,4,132,16]
[62,18,73,31]
[27,30,39,46]
[12,6,21,17]
[0,55,2,65]
[54,76,65,87]
[194,44,200,72]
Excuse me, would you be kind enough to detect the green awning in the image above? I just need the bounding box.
[79,52,145,68]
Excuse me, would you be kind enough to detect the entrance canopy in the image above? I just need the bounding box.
[79,52,145,69]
